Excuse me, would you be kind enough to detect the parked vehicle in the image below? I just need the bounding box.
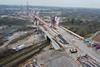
[70,48,78,53]
[84,38,92,43]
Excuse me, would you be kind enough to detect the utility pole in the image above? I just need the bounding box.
[26,0,29,16]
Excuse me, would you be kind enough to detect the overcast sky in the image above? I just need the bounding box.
[0,0,100,8]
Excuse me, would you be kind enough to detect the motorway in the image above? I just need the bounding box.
[33,14,100,67]
[6,12,100,67]
[62,27,100,62]
[55,26,100,66]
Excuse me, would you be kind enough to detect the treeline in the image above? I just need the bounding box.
[61,18,100,38]
[0,17,31,26]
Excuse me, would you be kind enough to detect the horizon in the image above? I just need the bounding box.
[0,0,100,9]
[1,4,100,10]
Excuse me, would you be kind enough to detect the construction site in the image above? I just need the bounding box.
[0,0,100,67]
[0,9,99,67]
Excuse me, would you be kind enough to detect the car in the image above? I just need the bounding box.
[69,48,78,53]
[84,38,92,43]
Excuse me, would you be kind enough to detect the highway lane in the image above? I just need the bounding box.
[9,14,100,66]
[35,50,79,67]
[39,26,61,50]
[49,26,100,67]
[56,26,100,63]
[35,15,100,64]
